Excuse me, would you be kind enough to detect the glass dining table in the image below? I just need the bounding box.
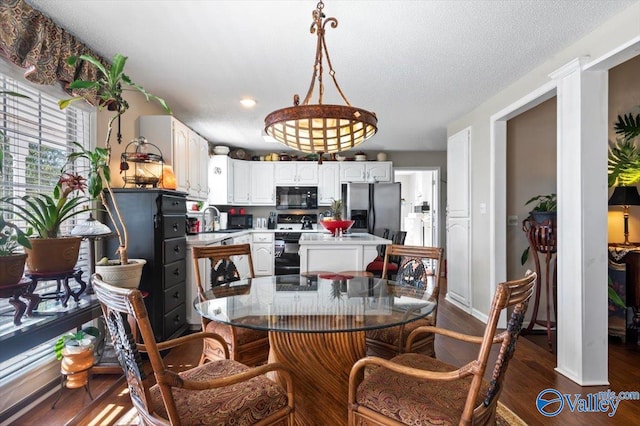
[194,273,436,426]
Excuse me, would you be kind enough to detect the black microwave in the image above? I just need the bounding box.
[228,214,253,229]
[276,186,318,210]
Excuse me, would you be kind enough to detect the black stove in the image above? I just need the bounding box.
[274,214,317,275]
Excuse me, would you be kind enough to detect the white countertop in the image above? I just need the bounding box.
[186,228,323,246]
[299,232,391,245]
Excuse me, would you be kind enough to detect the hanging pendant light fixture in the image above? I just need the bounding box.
[264,1,378,155]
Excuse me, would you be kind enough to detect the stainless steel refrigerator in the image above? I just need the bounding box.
[342,183,401,236]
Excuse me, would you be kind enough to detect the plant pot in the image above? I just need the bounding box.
[25,236,82,274]
[95,259,146,288]
[60,345,94,388]
[0,253,27,287]
[530,211,557,226]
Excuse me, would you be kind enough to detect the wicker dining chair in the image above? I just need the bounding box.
[348,271,536,426]
[366,230,407,278]
[192,244,269,366]
[365,244,444,359]
[92,273,295,426]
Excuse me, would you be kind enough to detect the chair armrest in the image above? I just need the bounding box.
[405,326,503,352]
[138,331,230,359]
[348,356,476,405]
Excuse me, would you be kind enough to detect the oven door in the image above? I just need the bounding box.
[274,232,301,275]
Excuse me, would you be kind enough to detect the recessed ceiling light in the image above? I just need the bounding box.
[240,98,257,108]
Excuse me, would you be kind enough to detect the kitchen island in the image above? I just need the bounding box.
[299,232,392,273]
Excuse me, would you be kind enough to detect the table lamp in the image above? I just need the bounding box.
[609,186,640,246]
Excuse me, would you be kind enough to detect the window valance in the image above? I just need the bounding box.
[0,0,106,104]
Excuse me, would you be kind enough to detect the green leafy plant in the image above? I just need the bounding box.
[608,277,626,310]
[58,53,171,266]
[0,173,90,238]
[53,326,100,360]
[525,193,557,213]
[608,106,640,187]
[0,215,31,255]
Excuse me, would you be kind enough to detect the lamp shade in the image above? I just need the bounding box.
[608,186,640,206]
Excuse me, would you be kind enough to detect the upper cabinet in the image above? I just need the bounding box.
[318,163,341,205]
[250,162,275,204]
[232,160,251,204]
[339,161,393,183]
[208,155,234,205]
[137,115,209,200]
[274,162,318,185]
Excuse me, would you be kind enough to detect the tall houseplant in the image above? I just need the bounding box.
[59,53,170,268]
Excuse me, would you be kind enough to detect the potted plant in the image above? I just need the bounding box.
[57,53,170,287]
[54,326,101,389]
[0,173,90,273]
[0,215,31,287]
[520,193,557,265]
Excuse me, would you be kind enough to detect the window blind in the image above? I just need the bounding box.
[0,58,96,376]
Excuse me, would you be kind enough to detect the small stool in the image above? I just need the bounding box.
[27,269,87,309]
[0,278,40,325]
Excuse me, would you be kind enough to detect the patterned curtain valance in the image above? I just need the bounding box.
[0,0,106,104]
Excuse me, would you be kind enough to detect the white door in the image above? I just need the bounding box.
[446,127,471,309]
[251,162,275,204]
[318,163,340,205]
[446,218,471,307]
[233,161,251,204]
[172,120,190,193]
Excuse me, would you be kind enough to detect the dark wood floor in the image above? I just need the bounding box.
[10,281,640,426]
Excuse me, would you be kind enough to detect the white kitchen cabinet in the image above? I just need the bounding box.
[188,131,209,200]
[232,160,251,204]
[250,162,275,205]
[274,162,318,185]
[318,163,341,205]
[252,232,274,276]
[137,115,209,199]
[208,155,234,205]
[232,234,253,278]
[339,161,392,183]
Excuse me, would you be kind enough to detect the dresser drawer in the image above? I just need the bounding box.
[161,195,186,214]
[164,304,186,338]
[163,259,186,289]
[164,283,186,313]
[164,237,186,264]
[163,214,186,238]
[253,232,274,243]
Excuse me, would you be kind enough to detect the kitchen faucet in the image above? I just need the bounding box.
[203,205,220,232]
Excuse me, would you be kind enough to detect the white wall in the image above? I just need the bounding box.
[447,1,640,316]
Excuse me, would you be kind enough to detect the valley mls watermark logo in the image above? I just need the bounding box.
[536,388,640,417]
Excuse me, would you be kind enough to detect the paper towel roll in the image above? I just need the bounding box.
[219,212,228,230]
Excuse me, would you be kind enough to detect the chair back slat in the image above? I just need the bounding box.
[92,274,156,420]
[463,271,536,420]
[192,244,255,295]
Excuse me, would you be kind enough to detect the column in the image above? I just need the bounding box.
[550,57,609,385]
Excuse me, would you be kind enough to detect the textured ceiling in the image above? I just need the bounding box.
[26,0,637,152]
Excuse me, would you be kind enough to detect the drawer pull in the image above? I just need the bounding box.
[174,246,181,253]
[173,291,180,299]
[172,223,179,231]
[173,268,180,276]
[172,201,179,206]
[174,314,181,324]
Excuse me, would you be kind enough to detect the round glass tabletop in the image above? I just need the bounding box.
[194,273,437,333]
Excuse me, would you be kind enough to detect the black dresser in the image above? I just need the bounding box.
[105,189,188,341]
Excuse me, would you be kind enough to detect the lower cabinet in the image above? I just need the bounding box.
[232,234,253,278]
[252,233,274,276]
[105,189,189,341]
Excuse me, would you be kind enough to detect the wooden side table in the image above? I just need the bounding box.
[26,269,87,309]
[0,278,40,325]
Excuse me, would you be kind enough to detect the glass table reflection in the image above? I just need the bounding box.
[194,273,436,425]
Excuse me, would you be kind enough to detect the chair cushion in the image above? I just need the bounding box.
[366,317,433,347]
[150,359,289,425]
[205,317,267,346]
[356,353,489,425]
